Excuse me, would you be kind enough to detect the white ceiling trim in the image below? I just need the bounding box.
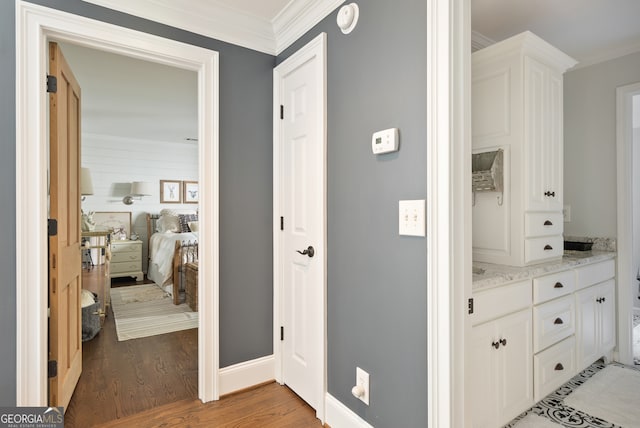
[82,0,275,54]
[273,0,345,54]
[81,0,344,55]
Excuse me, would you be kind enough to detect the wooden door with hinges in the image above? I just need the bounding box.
[48,41,83,410]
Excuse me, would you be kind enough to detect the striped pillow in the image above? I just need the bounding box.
[178,214,198,233]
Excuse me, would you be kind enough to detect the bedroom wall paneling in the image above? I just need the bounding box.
[13,0,273,397]
[80,133,199,273]
[276,1,429,426]
[0,0,16,407]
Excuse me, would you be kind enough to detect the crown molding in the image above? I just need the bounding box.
[81,0,344,56]
[471,30,495,52]
[82,0,276,54]
[273,0,345,55]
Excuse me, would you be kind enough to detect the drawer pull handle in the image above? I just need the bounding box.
[544,245,553,251]
[553,282,564,289]
[554,363,564,371]
[499,338,507,347]
[553,317,564,325]
[544,220,553,226]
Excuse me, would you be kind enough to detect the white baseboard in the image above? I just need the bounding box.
[219,355,275,396]
[325,393,374,428]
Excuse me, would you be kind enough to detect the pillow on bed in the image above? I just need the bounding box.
[178,214,198,233]
[157,209,181,233]
[188,221,199,232]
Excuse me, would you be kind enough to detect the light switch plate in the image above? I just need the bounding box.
[399,200,425,236]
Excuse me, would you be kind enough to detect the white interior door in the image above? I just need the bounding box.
[274,33,326,417]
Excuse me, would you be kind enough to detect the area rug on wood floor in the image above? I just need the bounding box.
[110,284,197,341]
[507,362,640,428]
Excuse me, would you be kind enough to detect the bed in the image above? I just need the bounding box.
[146,211,198,304]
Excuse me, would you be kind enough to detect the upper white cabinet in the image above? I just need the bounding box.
[472,32,576,266]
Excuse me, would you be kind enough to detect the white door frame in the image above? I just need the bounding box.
[615,81,640,365]
[16,2,220,405]
[273,33,327,421]
[426,0,470,427]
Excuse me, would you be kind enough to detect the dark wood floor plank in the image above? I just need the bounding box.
[65,277,321,428]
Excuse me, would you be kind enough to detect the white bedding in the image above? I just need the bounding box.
[148,231,198,287]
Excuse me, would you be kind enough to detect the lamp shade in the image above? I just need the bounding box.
[80,167,94,195]
[130,181,153,196]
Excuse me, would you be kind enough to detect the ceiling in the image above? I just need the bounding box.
[472,0,640,68]
[60,42,198,144]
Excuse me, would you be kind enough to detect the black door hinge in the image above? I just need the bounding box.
[46,75,57,93]
[280,105,284,120]
[48,219,58,237]
[280,216,284,231]
[468,298,474,315]
[280,326,284,341]
[48,360,58,378]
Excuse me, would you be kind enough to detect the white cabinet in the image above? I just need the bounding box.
[470,309,533,428]
[575,279,615,371]
[472,31,576,266]
[110,240,143,282]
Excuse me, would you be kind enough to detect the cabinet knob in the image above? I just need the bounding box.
[553,317,564,325]
[544,244,553,251]
[554,363,564,371]
[544,191,556,197]
[492,341,500,349]
[544,220,553,226]
[499,338,507,346]
[553,282,564,289]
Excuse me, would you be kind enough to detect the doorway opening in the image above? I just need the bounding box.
[16,2,219,407]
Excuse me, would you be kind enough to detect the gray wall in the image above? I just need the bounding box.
[0,0,17,407]
[1,0,275,404]
[278,1,428,425]
[564,51,640,238]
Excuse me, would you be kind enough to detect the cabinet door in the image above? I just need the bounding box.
[524,57,563,211]
[470,321,500,428]
[598,280,616,354]
[498,309,534,425]
[576,286,598,371]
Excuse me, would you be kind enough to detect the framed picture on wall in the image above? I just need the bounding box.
[183,181,199,204]
[160,180,182,203]
[92,211,131,240]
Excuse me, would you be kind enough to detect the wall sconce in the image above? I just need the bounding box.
[81,167,94,201]
[123,181,153,205]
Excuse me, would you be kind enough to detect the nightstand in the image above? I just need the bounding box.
[110,240,143,282]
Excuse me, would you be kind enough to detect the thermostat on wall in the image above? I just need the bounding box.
[372,128,399,154]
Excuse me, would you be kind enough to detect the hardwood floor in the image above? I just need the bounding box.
[95,383,324,428]
[66,277,322,427]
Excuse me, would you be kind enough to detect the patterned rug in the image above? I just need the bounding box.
[110,284,198,341]
[506,361,640,428]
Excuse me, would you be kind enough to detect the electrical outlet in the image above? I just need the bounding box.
[351,367,370,405]
[399,200,425,236]
[563,205,571,222]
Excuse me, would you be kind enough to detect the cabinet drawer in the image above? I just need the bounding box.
[111,242,141,253]
[575,259,615,290]
[533,270,575,304]
[533,295,574,353]
[524,235,563,264]
[525,212,563,237]
[111,251,141,263]
[110,261,142,274]
[471,280,531,326]
[534,336,576,401]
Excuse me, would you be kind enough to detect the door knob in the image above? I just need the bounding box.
[296,246,315,258]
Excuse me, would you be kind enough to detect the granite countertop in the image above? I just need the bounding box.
[472,250,616,292]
